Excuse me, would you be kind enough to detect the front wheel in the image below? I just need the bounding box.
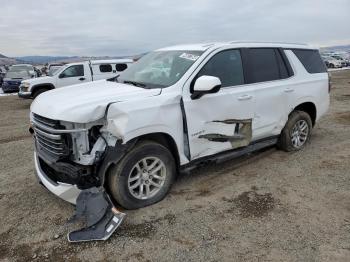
[108,141,176,209]
[278,111,312,152]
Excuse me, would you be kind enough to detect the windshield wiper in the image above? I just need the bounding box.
[123,80,147,88]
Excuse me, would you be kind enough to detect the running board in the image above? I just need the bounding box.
[180,137,278,174]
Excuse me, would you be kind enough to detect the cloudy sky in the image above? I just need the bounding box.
[0,0,349,56]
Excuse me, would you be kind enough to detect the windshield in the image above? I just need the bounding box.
[119,50,203,88]
[5,69,31,79]
[48,66,62,76]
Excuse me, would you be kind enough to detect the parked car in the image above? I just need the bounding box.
[322,56,342,68]
[331,55,349,67]
[2,64,37,93]
[30,42,329,209]
[19,59,133,99]
[0,66,6,87]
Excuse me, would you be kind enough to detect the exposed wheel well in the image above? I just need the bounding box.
[294,102,317,126]
[133,133,180,171]
[32,84,55,95]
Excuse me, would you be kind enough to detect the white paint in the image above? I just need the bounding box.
[30,42,330,203]
[19,59,133,97]
[106,224,114,233]
[193,76,221,92]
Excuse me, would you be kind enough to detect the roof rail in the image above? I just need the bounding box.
[229,41,308,46]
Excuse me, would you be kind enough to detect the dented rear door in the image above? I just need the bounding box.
[182,49,255,160]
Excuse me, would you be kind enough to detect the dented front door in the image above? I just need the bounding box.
[183,85,255,160]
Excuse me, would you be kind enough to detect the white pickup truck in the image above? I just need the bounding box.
[19,59,133,99]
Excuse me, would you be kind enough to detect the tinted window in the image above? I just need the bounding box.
[60,65,84,78]
[99,64,112,73]
[292,49,327,73]
[197,49,244,88]
[249,48,280,83]
[116,63,128,72]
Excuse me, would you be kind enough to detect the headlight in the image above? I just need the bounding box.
[20,82,30,92]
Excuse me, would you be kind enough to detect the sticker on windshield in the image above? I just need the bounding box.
[179,53,200,61]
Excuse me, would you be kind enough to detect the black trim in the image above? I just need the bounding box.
[240,48,253,84]
[277,48,294,77]
[180,135,279,174]
[180,97,191,160]
[190,84,221,100]
[31,83,55,94]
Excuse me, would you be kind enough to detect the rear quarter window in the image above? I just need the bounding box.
[99,64,112,73]
[292,49,327,73]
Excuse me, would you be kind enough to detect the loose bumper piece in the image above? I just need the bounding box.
[67,187,125,242]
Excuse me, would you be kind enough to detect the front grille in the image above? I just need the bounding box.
[33,114,71,158]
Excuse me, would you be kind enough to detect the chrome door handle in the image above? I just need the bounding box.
[284,88,294,93]
[238,94,253,101]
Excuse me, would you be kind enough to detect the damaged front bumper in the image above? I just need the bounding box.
[35,151,126,242]
[34,151,81,204]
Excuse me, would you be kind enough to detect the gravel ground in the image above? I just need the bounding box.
[0,71,350,262]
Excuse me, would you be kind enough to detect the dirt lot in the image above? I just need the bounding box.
[0,70,350,262]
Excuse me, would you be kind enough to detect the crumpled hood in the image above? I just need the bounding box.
[30,80,161,123]
[23,76,53,85]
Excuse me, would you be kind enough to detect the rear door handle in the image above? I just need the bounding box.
[284,88,294,93]
[238,94,253,101]
[79,77,86,81]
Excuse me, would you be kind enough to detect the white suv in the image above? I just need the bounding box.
[30,42,330,209]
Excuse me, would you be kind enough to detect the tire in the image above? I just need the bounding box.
[278,110,312,152]
[329,63,334,68]
[108,140,176,209]
[33,88,49,99]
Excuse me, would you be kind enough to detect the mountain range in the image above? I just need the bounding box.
[1,44,349,66]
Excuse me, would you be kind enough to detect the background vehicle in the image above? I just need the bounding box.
[30,42,329,210]
[19,59,133,99]
[322,56,343,68]
[0,66,6,87]
[331,55,349,67]
[2,64,38,93]
[47,63,65,76]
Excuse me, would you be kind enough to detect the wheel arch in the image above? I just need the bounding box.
[293,102,317,126]
[31,83,55,95]
[127,132,181,172]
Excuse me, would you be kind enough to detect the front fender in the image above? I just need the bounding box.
[104,93,189,164]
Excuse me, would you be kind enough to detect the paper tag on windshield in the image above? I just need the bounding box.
[179,53,200,61]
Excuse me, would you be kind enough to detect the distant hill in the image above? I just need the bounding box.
[0,53,18,66]
[320,44,350,52]
[14,55,135,65]
[15,56,78,65]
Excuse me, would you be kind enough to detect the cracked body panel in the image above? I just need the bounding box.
[199,119,252,148]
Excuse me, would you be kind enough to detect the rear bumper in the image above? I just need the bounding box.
[34,152,80,204]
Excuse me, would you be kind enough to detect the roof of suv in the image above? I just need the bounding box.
[158,41,315,51]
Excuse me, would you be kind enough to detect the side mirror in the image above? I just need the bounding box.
[59,73,66,78]
[191,75,221,100]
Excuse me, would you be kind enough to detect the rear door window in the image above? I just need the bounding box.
[292,49,327,73]
[99,64,112,73]
[248,48,280,83]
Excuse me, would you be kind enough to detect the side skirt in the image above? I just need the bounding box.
[180,136,278,174]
